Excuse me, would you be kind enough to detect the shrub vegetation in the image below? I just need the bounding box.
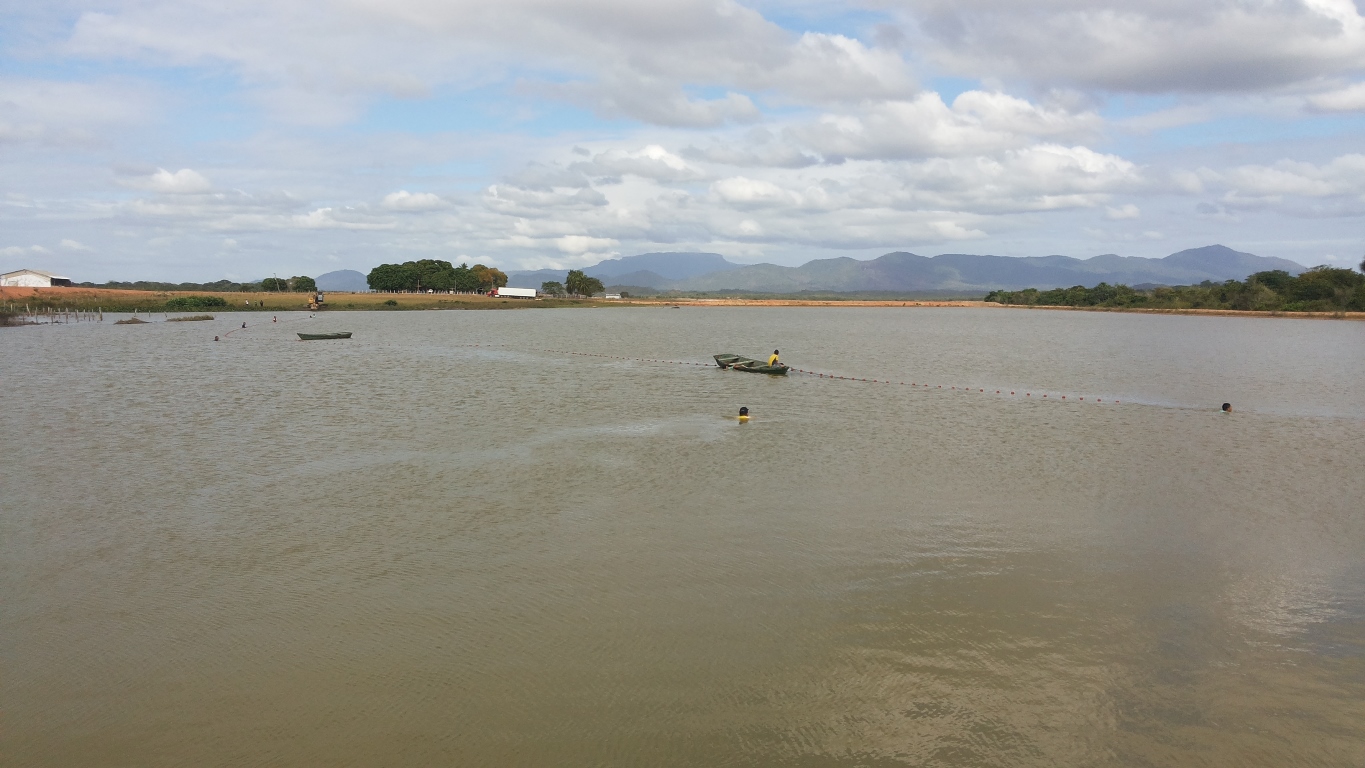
[164,295,229,310]
[985,267,1365,313]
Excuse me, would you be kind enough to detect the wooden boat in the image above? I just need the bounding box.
[713,353,788,374]
[298,332,352,340]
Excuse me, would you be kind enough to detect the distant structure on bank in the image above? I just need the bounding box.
[1,269,72,287]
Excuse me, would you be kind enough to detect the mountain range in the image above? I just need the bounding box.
[507,246,1306,294]
[507,251,743,290]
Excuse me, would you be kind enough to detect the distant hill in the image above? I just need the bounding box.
[315,269,368,291]
[507,252,743,288]
[552,245,1301,293]
[587,252,741,280]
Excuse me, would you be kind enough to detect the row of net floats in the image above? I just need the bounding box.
[217,313,315,340]
[786,366,1117,402]
[461,345,1119,404]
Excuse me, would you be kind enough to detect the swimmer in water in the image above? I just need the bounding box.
[214,336,219,341]
[767,349,780,366]
[1222,403,1232,413]
[738,406,750,421]
[242,322,247,328]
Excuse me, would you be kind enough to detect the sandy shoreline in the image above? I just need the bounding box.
[4,286,1362,320]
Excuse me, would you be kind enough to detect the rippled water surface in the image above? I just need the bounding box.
[4,307,1364,766]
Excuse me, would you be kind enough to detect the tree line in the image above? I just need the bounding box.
[366,260,507,292]
[79,276,317,293]
[985,265,1365,313]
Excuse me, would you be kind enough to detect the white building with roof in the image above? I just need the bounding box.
[1,269,72,287]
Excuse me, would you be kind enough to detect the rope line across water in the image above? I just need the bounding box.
[457,343,1121,405]
[211,329,1125,405]
[217,313,326,340]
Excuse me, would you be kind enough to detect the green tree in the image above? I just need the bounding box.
[412,259,457,291]
[565,270,586,296]
[541,281,565,296]
[289,275,317,292]
[453,263,480,292]
[565,270,604,297]
[366,260,462,291]
[367,263,413,291]
[261,277,288,291]
[1249,270,1294,293]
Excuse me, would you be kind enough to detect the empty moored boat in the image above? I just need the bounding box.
[298,332,352,340]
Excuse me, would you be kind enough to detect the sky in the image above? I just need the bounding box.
[2,0,1364,282]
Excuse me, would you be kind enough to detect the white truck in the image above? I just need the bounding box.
[495,287,538,299]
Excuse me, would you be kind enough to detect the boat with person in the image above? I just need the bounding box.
[298,332,352,340]
[713,353,789,374]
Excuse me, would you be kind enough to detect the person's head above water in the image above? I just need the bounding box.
[773,349,779,355]
[739,407,749,416]
[1222,403,1232,412]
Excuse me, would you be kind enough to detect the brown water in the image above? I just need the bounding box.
[3,308,1364,766]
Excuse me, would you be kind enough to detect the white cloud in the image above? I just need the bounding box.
[791,91,1100,161]
[58,0,916,127]
[1177,154,1365,218]
[1215,154,1365,199]
[381,190,446,211]
[878,145,1142,214]
[122,168,212,194]
[681,139,818,169]
[1306,82,1365,111]
[902,0,1365,93]
[290,207,395,230]
[0,77,155,147]
[553,234,618,254]
[0,245,51,257]
[5,0,1364,278]
[556,85,760,128]
[775,32,917,104]
[483,185,609,217]
[571,145,703,182]
[711,177,797,207]
[60,238,92,250]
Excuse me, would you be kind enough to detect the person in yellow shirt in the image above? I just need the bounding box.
[767,349,780,366]
[738,406,750,422]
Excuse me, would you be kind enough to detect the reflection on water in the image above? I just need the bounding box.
[3,308,1364,766]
